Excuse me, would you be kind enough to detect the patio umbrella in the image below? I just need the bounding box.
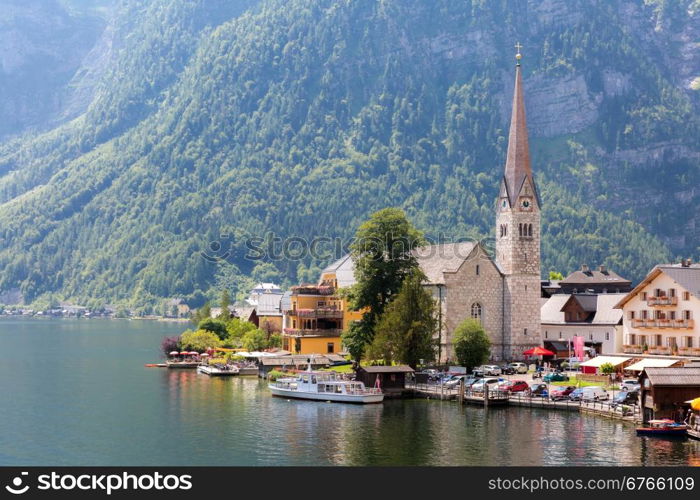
[200,353,209,357]
[523,346,554,356]
[189,351,199,356]
[169,351,179,356]
[179,351,189,356]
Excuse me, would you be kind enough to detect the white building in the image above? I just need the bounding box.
[540,293,625,355]
[615,261,700,357]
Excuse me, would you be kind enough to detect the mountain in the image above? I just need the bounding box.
[0,0,698,310]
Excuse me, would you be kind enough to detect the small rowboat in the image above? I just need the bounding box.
[636,419,687,437]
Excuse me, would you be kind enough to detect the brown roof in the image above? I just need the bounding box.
[413,242,477,285]
[643,367,700,386]
[502,63,536,207]
[560,266,631,286]
[358,365,414,373]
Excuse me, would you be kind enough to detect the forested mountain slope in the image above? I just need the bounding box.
[0,0,697,309]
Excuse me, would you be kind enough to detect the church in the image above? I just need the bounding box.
[287,48,543,362]
[413,47,541,362]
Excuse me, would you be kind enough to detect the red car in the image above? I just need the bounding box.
[500,380,529,393]
[550,385,577,401]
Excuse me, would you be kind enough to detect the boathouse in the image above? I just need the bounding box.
[355,365,414,394]
[640,367,700,422]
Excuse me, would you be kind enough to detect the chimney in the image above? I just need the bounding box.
[681,259,689,268]
[599,265,607,274]
[581,264,589,272]
[687,258,693,267]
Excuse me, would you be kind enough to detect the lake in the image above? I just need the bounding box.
[0,318,698,466]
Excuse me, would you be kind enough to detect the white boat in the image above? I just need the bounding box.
[197,364,240,376]
[268,364,383,404]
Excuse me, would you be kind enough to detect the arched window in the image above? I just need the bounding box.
[518,224,522,237]
[471,302,482,323]
[528,224,533,237]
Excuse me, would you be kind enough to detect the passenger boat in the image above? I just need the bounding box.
[197,364,240,376]
[268,364,383,404]
[685,402,700,440]
[636,419,688,437]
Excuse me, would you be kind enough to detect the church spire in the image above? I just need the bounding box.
[502,43,535,207]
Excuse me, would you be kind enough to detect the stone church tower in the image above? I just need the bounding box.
[495,48,541,359]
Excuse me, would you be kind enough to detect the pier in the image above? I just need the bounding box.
[407,382,642,422]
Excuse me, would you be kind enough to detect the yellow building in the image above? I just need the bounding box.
[282,255,362,355]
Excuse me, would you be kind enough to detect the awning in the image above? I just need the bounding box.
[625,358,680,372]
[579,356,631,368]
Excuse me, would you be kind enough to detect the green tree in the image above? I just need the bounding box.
[242,329,268,351]
[226,317,257,340]
[367,268,437,368]
[180,329,222,352]
[268,333,283,349]
[197,318,228,341]
[599,362,615,375]
[218,289,231,320]
[191,302,211,324]
[453,318,491,372]
[344,208,424,361]
[548,271,564,280]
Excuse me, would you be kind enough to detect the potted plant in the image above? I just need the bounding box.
[642,343,648,354]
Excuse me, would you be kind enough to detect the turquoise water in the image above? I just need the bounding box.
[0,318,698,466]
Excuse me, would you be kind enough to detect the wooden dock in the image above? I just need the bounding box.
[407,382,642,421]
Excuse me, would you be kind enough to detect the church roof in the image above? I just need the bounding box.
[413,242,477,285]
[503,62,537,207]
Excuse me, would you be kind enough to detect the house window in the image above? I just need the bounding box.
[545,331,548,339]
[642,310,648,320]
[670,311,676,320]
[471,303,482,323]
[629,311,635,320]
[605,331,610,341]
[669,288,676,298]
[629,334,636,345]
[589,333,593,340]
[687,337,694,348]
[683,291,690,301]
[655,334,662,346]
[559,331,562,339]
[641,292,647,301]
[327,342,334,354]
[684,310,692,320]
[524,328,528,336]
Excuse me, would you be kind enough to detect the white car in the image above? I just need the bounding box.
[482,365,502,376]
[508,362,528,374]
[471,378,501,392]
[620,379,640,392]
[580,386,609,401]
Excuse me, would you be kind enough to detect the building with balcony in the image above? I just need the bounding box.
[282,255,363,355]
[615,261,700,357]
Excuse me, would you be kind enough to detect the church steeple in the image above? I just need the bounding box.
[502,44,537,207]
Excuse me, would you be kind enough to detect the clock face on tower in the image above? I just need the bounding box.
[519,198,532,211]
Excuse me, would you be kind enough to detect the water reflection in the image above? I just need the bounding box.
[1,318,699,466]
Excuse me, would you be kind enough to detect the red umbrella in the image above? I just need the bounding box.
[523,346,554,356]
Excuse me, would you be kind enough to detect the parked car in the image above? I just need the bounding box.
[543,371,569,383]
[501,365,516,375]
[444,375,469,388]
[499,379,529,393]
[508,362,528,374]
[471,366,485,377]
[550,385,577,401]
[611,390,639,408]
[580,386,609,401]
[620,379,640,392]
[482,365,502,376]
[528,383,549,397]
[471,378,501,392]
[569,388,585,401]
